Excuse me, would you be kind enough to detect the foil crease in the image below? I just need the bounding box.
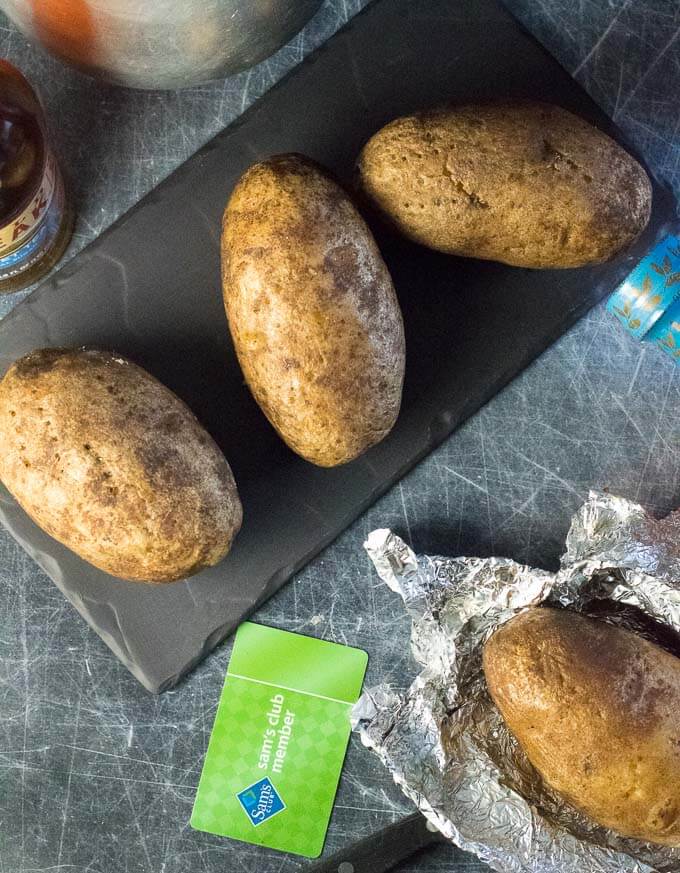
[354,492,680,873]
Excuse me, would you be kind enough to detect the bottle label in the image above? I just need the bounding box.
[0,151,57,256]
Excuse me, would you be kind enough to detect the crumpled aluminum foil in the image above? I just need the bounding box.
[353,492,680,873]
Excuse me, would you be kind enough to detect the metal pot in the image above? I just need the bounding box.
[0,0,324,89]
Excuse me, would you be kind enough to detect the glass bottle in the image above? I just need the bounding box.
[0,59,73,293]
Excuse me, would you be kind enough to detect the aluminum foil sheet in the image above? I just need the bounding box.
[353,492,680,873]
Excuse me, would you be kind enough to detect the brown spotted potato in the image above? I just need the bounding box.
[222,154,405,467]
[483,608,680,846]
[0,348,242,582]
[357,102,652,268]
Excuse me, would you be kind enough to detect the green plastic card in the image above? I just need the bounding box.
[191,622,368,858]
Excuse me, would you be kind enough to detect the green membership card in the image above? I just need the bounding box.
[191,622,368,857]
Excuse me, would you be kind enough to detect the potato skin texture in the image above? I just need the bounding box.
[0,349,242,582]
[483,608,680,846]
[222,154,405,467]
[357,102,652,268]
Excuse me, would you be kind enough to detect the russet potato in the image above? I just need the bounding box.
[222,154,405,467]
[483,607,680,846]
[0,348,242,582]
[357,102,651,268]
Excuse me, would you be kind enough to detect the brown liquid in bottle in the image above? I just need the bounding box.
[0,101,43,215]
[0,60,73,293]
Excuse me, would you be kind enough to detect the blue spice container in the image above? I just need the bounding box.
[608,232,680,363]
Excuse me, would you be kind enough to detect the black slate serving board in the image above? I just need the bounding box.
[0,0,674,692]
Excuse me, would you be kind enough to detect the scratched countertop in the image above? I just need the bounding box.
[0,2,679,872]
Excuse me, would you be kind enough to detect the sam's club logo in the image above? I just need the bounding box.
[237,777,285,826]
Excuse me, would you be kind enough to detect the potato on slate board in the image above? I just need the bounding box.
[357,102,652,268]
[222,153,405,467]
[483,607,680,846]
[0,349,242,583]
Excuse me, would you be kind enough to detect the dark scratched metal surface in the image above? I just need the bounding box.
[0,1,678,871]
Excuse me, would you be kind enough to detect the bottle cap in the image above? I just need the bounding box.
[607,233,680,363]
